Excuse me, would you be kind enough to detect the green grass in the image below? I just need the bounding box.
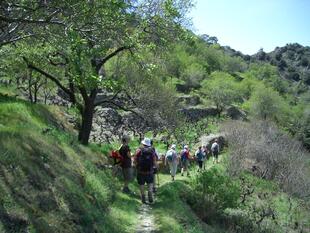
[153,167,224,233]
[0,92,141,233]
[1,87,309,233]
[152,153,310,233]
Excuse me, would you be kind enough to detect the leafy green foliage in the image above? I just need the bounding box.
[192,167,241,211]
[0,94,142,233]
[154,175,220,233]
[173,118,218,146]
[201,72,241,116]
[245,85,290,122]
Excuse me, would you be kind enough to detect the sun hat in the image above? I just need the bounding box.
[141,138,151,147]
[171,144,176,150]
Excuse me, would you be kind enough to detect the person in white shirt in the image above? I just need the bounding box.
[211,139,220,163]
[165,144,178,181]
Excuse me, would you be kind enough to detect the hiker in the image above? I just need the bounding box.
[134,138,157,204]
[194,146,204,172]
[180,145,190,176]
[119,135,133,194]
[202,145,208,170]
[151,139,159,193]
[165,144,178,181]
[211,139,220,163]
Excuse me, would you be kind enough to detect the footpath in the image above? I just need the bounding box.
[133,161,218,233]
[136,203,158,233]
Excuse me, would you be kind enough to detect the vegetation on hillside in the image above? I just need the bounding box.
[1,1,310,233]
[0,92,146,232]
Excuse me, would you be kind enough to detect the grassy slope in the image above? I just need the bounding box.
[155,155,310,233]
[1,86,309,233]
[0,86,214,233]
[154,173,222,233]
[0,90,140,233]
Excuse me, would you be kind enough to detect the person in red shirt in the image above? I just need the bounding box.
[119,135,132,194]
[180,145,191,176]
[134,138,157,204]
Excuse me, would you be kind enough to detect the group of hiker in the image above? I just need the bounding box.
[115,135,220,204]
[164,139,220,181]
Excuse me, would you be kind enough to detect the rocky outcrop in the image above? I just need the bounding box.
[198,134,225,150]
[89,107,148,144]
[90,107,124,143]
[177,95,201,106]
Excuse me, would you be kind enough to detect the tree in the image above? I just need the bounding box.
[200,34,218,44]
[0,1,65,47]
[201,71,240,117]
[12,0,193,144]
[105,53,184,141]
[181,62,206,89]
[247,85,288,122]
[244,63,289,94]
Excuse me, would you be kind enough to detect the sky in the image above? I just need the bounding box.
[189,0,310,55]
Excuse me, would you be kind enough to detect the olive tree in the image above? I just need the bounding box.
[201,71,241,117]
[6,0,193,144]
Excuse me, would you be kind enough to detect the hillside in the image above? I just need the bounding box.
[252,43,310,87]
[0,89,217,233]
[1,87,310,233]
[1,1,310,232]
[0,90,133,232]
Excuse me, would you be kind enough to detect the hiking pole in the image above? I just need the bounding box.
[157,172,160,187]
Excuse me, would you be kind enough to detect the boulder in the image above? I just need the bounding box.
[198,134,225,151]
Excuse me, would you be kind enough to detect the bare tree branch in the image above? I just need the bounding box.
[23,57,73,97]
[0,13,64,26]
[0,34,34,47]
[105,101,144,121]
[94,46,132,72]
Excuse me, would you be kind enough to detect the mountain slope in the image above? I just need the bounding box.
[0,92,141,233]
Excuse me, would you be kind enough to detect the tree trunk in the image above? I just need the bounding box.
[78,99,95,145]
[34,81,38,103]
[28,70,33,103]
[217,108,222,118]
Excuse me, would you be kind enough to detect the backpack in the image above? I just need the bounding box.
[166,150,174,162]
[181,150,188,161]
[137,147,154,173]
[211,143,219,153]
[196,150,204,161]
[111,150,123,165]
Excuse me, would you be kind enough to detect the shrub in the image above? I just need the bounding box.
[221,120,310,199]
[190,167,240,223]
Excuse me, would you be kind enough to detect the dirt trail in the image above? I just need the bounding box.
[136,203,158,233]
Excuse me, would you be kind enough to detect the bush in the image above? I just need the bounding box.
[190,167,240,223]
[221,120,310,199]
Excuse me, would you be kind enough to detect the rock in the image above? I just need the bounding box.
[198,134,225,150]
[177,95,201,106]
[180,107,218,121]
[89,107,130,143]
[224,106,247,120]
